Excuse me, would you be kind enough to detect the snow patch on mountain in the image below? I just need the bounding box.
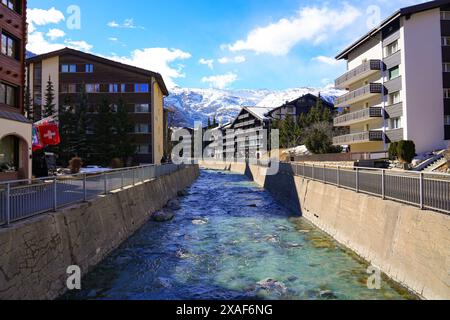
[165,86,345,127]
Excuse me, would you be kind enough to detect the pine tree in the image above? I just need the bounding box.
[43,76,56,118]
[73,84,91,162]
[92,98,115,166]
[24,86,34,121]
[113,98,136,165]
[58,95,78,165]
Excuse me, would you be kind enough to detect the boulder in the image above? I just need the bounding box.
[151,210,175,222]
[177,189,189,197]
[166,199,181,211]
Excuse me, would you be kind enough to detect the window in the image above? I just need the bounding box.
[389,91,401,105]
[444,89,450,99]
[135,83,149,93]
[384,40,398,57]
[445,115,450,126]
[0,83,17,107]
[1,32,18,59]
[61,83,77,93]
[1,0,19,13]
[442,37,450,46]
[86,84,100,93]
[388,66,400,80]
[61,64,77,73]
[85,64,94,73]
[135,124,150,134]
[0,136,19,172]
[444,63,450,73]
[389,117,402,130]
[441,11,450,20]
[109,84,119,93]
[136,144,150,154]
[121,84,126,93]
[134,104,150,113]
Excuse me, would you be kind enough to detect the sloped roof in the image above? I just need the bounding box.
[26,47,169,95]
[336,0,450,60]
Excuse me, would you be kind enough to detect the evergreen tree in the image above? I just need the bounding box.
[58,95,78,165]
[113,98,136,165]
[92,98,115,166]
[73,84,91,162]
[43,76,56,118]
[24,86,34,121]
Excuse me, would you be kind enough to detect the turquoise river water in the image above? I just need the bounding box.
[64,170,416,300]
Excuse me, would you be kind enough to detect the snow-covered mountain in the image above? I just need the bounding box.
[165,86,345,127]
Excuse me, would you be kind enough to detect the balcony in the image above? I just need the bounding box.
[334,83,384,108]
[335,60,383,89]
[333,130,384,146]
[333,107,382,127]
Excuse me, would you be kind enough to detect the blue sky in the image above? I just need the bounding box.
[27,0,424,90]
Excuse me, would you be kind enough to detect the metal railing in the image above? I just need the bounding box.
[279,162,450,215]
[333,130,384,146]
[335,83,383,107]
[333,107,383,126]
[335,59,383,88]
[0,163,185,227]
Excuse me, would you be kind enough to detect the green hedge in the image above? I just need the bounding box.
[389,140,416,164]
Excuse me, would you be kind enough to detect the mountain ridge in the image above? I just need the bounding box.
[164,86,345,127]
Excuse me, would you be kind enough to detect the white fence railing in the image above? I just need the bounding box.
[0,164,186,226]
[279,162,450,215]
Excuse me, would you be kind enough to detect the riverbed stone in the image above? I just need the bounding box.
[151,210,175,222]
[166,199,181,211]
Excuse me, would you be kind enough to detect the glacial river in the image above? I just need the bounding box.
[64,170,416,300]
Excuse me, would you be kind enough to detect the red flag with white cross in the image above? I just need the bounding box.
[37,122,61,146]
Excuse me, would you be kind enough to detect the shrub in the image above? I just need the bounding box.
[397,140,416,164]
[110,158,124,169]
[388,142,399,160]
[69,157,83,174]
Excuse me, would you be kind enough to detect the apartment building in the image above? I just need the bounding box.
[0,0,31,181]
[26,48,169,165]
[266,93,334,121]
[333,0,450,156]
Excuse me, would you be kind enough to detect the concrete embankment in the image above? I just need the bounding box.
[200,161,450,300]
[0,165,199,300]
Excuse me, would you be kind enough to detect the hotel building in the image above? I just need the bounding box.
[333,0,450,156]
[0,0,31,181]
[26,48,169,165]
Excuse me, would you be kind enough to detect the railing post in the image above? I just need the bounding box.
[133,168,136,186]
[323,164,326,184]
[337,166,340,187]
[5,183,11,226]
[53,178,58,212]
[104,173,108,195]
[382,170,386,200]
[419,172,424,210]
[356,167,359,193]
[83,174,87,202]
[312,164,315,181]
[121,171,124,189]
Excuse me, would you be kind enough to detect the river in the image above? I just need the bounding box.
[63,170,415,300]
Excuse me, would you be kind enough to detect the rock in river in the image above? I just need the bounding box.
[256,278,287,295]
[166,199,181,211]
[151,210,175,222]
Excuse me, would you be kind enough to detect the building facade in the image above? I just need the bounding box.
[0,0,32,181]
[333,0,450,156]
[26,48,169,165]
[266,93,334,121]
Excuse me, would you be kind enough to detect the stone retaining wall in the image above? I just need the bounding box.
[200,161,450,300]
[0,165,199,300]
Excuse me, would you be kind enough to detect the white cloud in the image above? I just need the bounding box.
[107,18,144,29]
[312,55,343,66]
[107,48,192,89]
[218,56,246,64]
[199,58,214,69]
[227,3,361,56]
[27,32,65,54]
[202,73,238,89]
[27,7,65,33]
[64,40,93,52]
[108,37,119,42]
[46,28,66,40]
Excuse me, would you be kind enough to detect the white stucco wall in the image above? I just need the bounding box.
[403,8,446,153]
[41,56,60,115]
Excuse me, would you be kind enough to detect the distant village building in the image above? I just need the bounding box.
[266,93,334,120]
[26,48,169,165]
[333,0,450,156]
[0,0,31,181]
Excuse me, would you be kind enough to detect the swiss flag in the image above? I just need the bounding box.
[38,122,61,146]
